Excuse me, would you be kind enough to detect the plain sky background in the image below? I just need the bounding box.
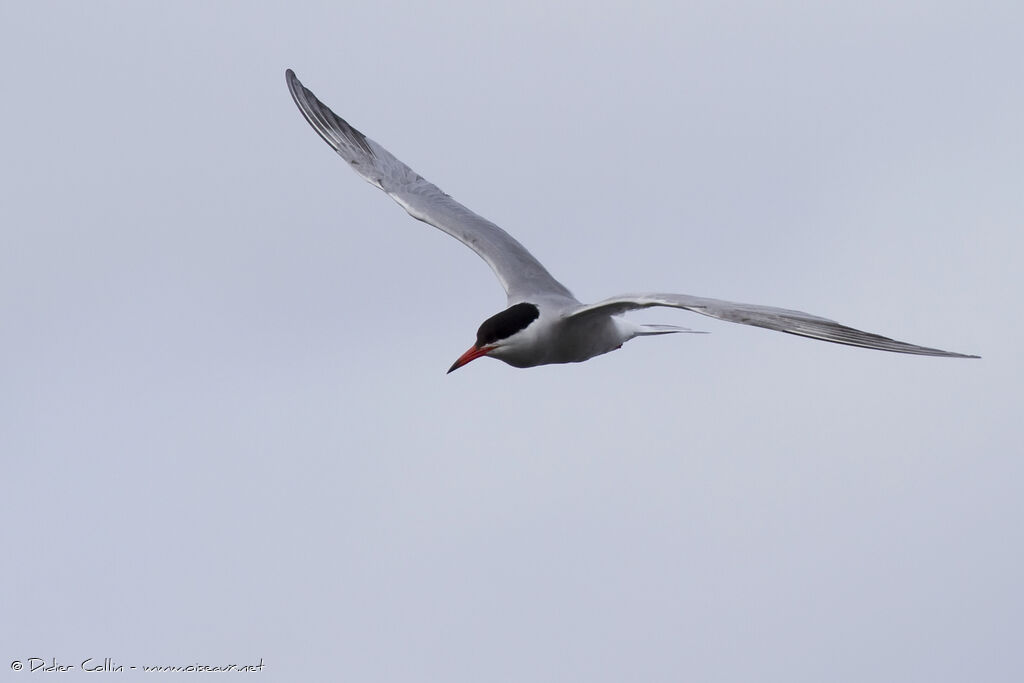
[2,1,1021,681]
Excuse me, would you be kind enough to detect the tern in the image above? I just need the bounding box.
[285,69,978,372]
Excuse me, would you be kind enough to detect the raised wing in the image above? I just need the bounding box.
[567,293,979,358]
[285,69,574,302]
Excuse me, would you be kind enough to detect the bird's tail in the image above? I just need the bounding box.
[633,323,707,336]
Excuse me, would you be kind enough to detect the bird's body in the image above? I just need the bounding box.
[478,298,631,369]
[285,69,977,370]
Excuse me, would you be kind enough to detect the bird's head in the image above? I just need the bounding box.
[447,302,541,373]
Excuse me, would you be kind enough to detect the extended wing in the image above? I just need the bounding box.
[285,69,574,303]
[567,293,978,358]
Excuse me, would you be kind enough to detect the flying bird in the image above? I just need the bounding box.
[285,69,978,372]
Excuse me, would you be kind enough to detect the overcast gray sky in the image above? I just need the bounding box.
[2,1,1021,681]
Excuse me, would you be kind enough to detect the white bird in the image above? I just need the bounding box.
[285,69,978,372]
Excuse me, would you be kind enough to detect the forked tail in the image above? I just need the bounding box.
[634,323,707,336]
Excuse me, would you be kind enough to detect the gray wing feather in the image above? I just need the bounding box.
[568,293,979,358]
[285,69,574,302]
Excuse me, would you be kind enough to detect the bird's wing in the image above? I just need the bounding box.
[566,293,979,358]
[285,69,574,302]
